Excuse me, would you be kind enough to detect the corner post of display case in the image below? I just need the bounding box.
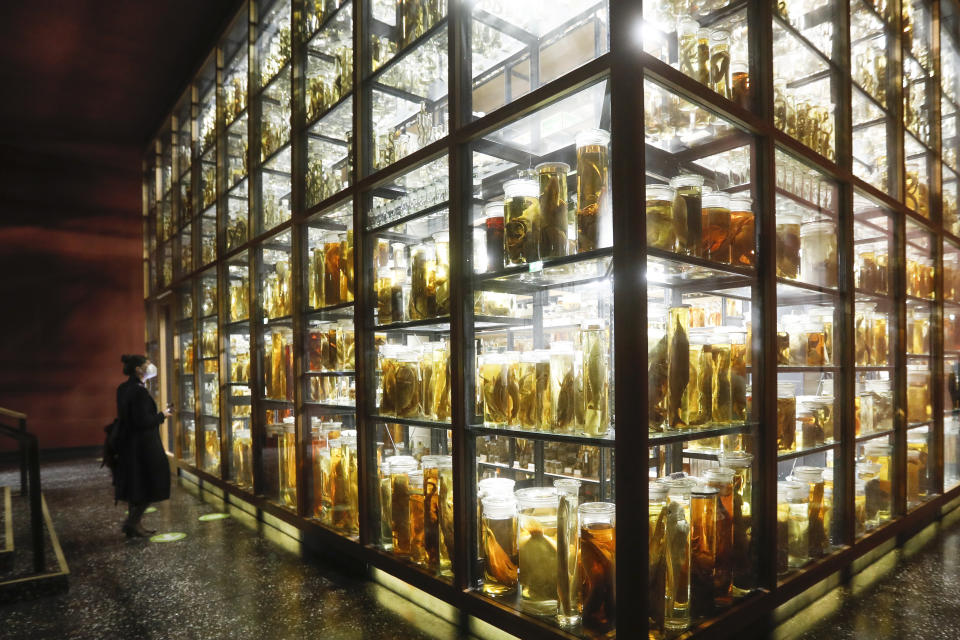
[217,260,232,481]
[888,0,907,203]
[610,1,645,635]
[749,0,781,597]
[447,0,473,593]
[250,0,262,240]
[289,0,309,519]
[932,0,947,497]
[352,0,375,548]
[893,198,909,519]
[191,81,202,278]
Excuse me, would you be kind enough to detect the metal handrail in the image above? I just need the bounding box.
[0,409,44,573]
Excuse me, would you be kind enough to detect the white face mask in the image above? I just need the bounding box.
[142,363,158,381]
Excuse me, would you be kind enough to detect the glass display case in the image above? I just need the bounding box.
[143,1,960,638]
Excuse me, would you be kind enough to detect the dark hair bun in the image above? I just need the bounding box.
[121,354,147,376]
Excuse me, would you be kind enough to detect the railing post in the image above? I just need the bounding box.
[26,435,44,573]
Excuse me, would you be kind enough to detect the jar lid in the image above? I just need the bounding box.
[777,381,795,396]
[554,478,582,494]
[649,484,669,501]
[478,476,516,494]
[575,128,610,148]
[703,191,731,208]
[692,486,719,497]
[483,200,505,216]
[503,178,538,199]
[704,467,735,483]
[729,193,753,210]
[864,442,893,455]
[646,184,676,200]
[534,161,571,174]
[481,494,517,518]
[514,486,558,509]
[800,220,837,235]
[386,455,418,473]
[793,466,825,483]
[718,451,754,468]
[578,501,616,522]
[669,174,704,188]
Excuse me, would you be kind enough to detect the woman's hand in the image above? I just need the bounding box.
[162,406,174,418]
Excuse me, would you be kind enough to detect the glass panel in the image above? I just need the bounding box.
[256,0,293,233]
[199,268,221,475]
[177,286,196,463]
[368,17,448,173]
[176,96,194,223]
[774,149,840,572]
[850,0,896,192]
[178,224,193,275]
[306,1,353,207]
[773,20,837,161]
[225,251,254,488]
[644,79,757,635]
[942,15,960,235]
[644,2,749,108]
[470,0,609,116]
[223,15,251,252]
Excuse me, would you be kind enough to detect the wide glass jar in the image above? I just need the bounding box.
[777,382,797,453]
[669,174,704,256]
[800,220,838,288]
[702,191,732,263]
[729,194,755,266]
[503,178,541,265]
[480,494,518,596]
[646,184,677,251]
[515,486,560,615]
[776,208,802,279]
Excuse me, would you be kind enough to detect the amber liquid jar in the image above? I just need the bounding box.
[702,191,732,263]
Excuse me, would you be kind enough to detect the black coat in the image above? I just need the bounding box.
[114,376,171,504]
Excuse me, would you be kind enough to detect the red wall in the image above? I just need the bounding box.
[0,140,144,451]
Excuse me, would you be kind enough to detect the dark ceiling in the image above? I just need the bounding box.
[0,0,243,148]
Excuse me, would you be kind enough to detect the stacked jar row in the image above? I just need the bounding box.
[378,342,451,421]
[373,233,450,323]
[777,466,833,574]
[649,452,754,636]
[479,322,609,437]
[309,232,355,309]
[775,383,834,453]
[307,323,355,405]
[778,313,834,366]
[646,178,755,266]
[480,128,612,273]
[311,422,359,534]
[649,306,748,432]
[479,479,615,637]
[776,209,838,288]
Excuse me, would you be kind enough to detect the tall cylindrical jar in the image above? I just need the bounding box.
[776,208,802,279]
[575,129,610,253]
[793,466,828,558]
[690,486,718,617]
[535,162,570,258]
[663,475,696,631]
[388,456,418,557]
[649,484,669,636]
[729,193,755,266]
[578,502,616,638]
[581,320,610,436]
[480,494,518,596]
[702,191,732,263]
[667,306,691,429]
[555,478,582,627]
[646,184,677,251]
[800,220,838,288]
[704,467,735,604]
[777,382,797,452]
[503,178,541,265]
[670,174,704,256]
[719,451,754,595]
[437,456,455,577]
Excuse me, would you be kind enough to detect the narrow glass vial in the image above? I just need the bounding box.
[649,484,669,636]
[555,478,582,627]
[483,200,505,272]
[670,174,705,257]
[578,502,616,638]
[389,456,418,557]
[549,342,577,433]
[777,382,797,452]
[409,470,427,566]
[575,129,610,253]
[580,320,610,436]
[705,467,735,605]
[719,452,754,596]
[481,494,518,596]
[663,475,695,631]
[515,486,560,615]
[438,457,455,577]
[711,335,732,424]
[379,459,393,549]
[646,184,677,251]
[535,162,570,258]
[278,424,297,509]
[690,486,718,618]
[710,30,731,98]
[421,456,443,572]
[702,191,732,263]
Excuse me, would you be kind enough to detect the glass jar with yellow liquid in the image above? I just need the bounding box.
[535,162,570,258]
[649,483,669,637]
[503,178,541,265]
[776,208,802,279]
[555,478,581,627]
[793,466,829,558]
[646,184,677,251]
[578,502,616,637]
[907,367,931,424]
[718,452,754,596]
[702,191,732,263]
[777,480,809,572]
[388,456,418,558]
[857,460,886,530]
[438,457,455,578]
[776,382,797,453]
[580,320,610,436]
[662,474,695,632]
[670,174,704,257]
[481,494,518,596]
[277,422,297,509]
[515,486,559,615]
[575,129,610,253]
[864,443,892,524]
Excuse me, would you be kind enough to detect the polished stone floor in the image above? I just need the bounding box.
[2,457,960,639]
[0,458,475,640]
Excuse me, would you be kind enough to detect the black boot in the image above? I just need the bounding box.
[123,502,151,538]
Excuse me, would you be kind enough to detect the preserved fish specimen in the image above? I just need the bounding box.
[432,344,451,421]
[278,425,297,509]
[516,487,559,614]
[730,335,748,422]
[872,315,888,365]
[794,467,828,558]
[481,354,510,427]
[232,428,253,488]
[710,30,731,98]
[409,245,436,320]
[778,481,809,571]
[481,494,518,595]
[506,353,521,426]
[719,452,754,595]
[711,340,732,424]
[667,307,691,429]
[684,333,713,427]
[702,192,732,263]
[800,221,838,287]
[433,231,450,316]
[484,201,505,271]
[536,162,570,258]
[649,329,669,432]
[332,431,358,533]
[549,343,577,433]
[340,230,354,303]
[395,353,421,418]
[581,321,609,436]
[555,479,581,626]
[409,471,427,565]
[421,457,443,571]
[420,348,435,421]
[670,174,704,256]
[503,178,541,264]
[478,477,516,565]
[578,502,616,638]
[677,18,699,80]
[518,351,550,431]
[777,383,796,452]
[776,209,802,278]
[576,129,610,253]
[663,476,695,631]
[380,346,399,416]
[646,184,677,251]
[438,459,455,577]
[730,194,755,266]
[649,485,669,635]
[696,28,711,85]
[690,486,717,617]
[705,468,735,604]
[389,456,417,556]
